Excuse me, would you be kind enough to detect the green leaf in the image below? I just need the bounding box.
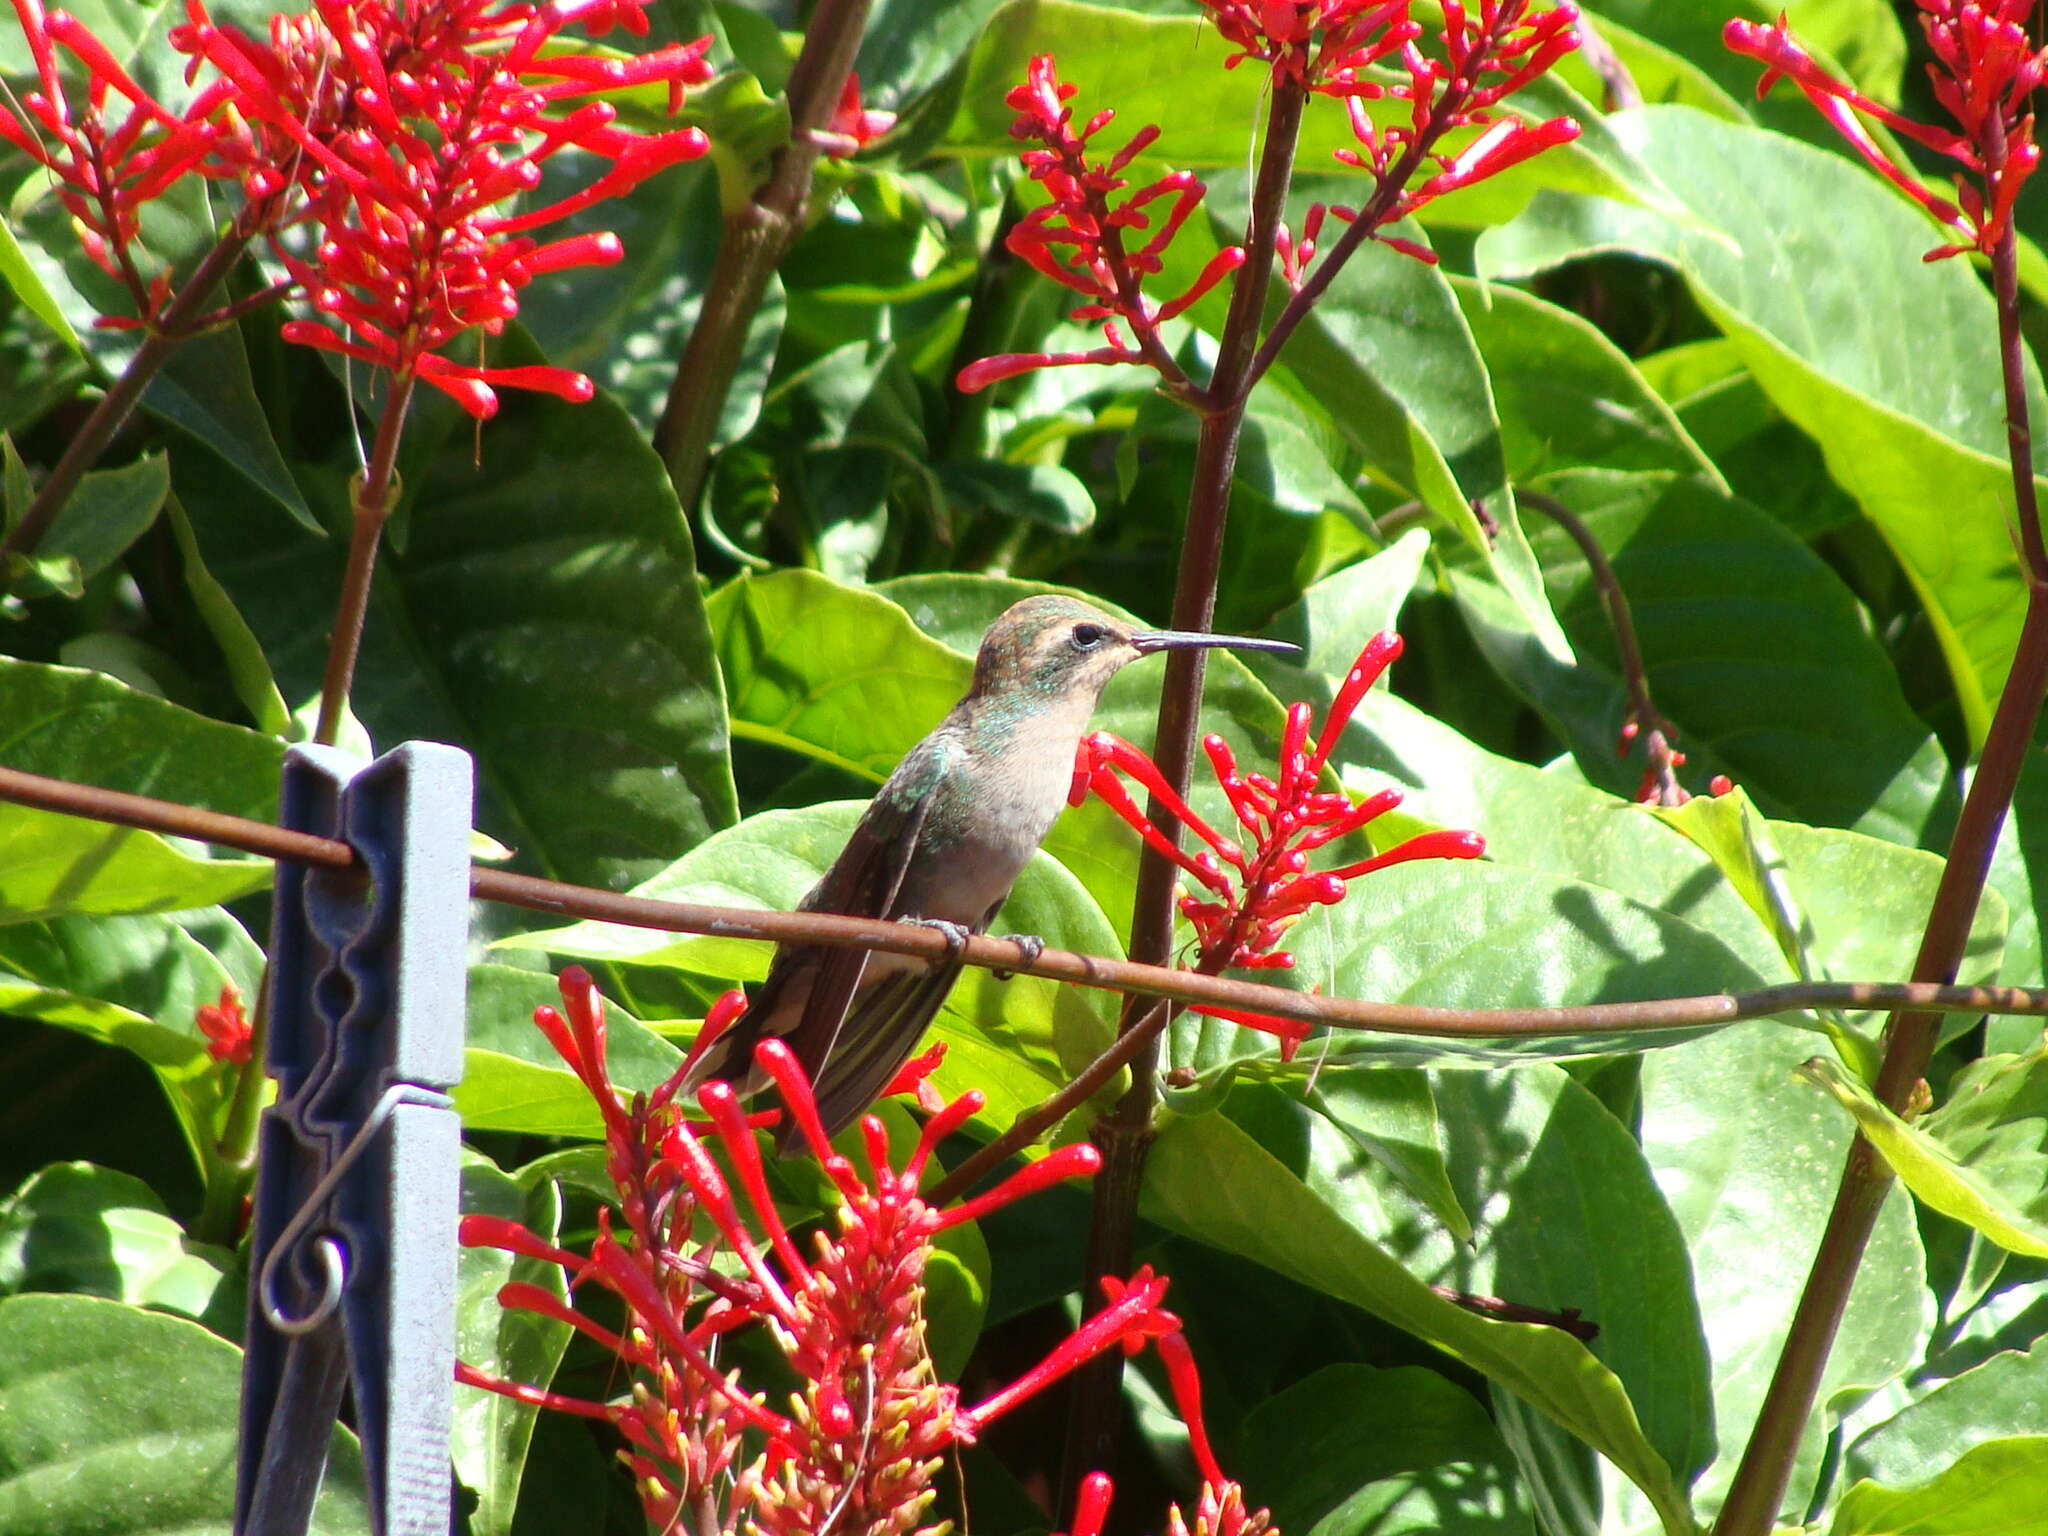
[0,657,283,817]
[1480,109,2045,743]
[1844,1344,2048,1493]
[1151,183,1570,665]
[456,965,679,1138]
[1249,855,1776,1071]
[1801,1049,2048,1260]
[1453,279,1719,484]
[1238,1364,1533,1535]
[0,219,79,351]
[943,0,1678,230]
[455,1155,572,1536]
[188,341,739,890]
[1584,0,1906,110]
[1829,1437,2048,1536]
[1304,1070,1472,1244]
[1144,1107,1696,1536]
[1259,530,1432,666]
[5,452,170,602]
[0,1163,234,1328]
[937,459,1094,533]
[163,494,291,737]
[0,805,268,926]
[1639,1022,1931,1522]
[1460,468,1953,850]
[711,569,969,783]
[0,912,251,1177]
[0,1291,370,1533]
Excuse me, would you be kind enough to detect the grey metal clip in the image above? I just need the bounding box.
[238,742,472,1536]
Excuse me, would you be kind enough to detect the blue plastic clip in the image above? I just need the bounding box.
[238,742,472,1536]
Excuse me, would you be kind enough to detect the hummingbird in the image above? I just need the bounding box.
[685,594,1298,1142]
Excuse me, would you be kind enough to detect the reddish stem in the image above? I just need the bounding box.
[313,372,415,747]
[1710,213,2048,1536]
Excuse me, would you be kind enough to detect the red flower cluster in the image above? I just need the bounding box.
[955,55,1244,398]
[461,968,1199,1530]
[0,0,238,323]
[174,0,713,416]
[1726,2,2046,259]
[1195,0,1418,91]
[3,0,713,409]
[1072,633,1484,1054]
[196,982,253,1065]
[1328,0,1582,263]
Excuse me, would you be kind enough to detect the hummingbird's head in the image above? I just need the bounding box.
[970,595,1298,706]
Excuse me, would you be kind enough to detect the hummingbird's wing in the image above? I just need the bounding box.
[692,742,954,1140]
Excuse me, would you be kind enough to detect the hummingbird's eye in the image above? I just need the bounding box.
[1070,623,1106,651]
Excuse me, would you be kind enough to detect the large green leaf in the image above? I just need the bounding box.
[711,569,968,783]
[1144,1107,1696,1536]
[2,450,168,599]
[1458,468,1954,848]
[456,965,680,1138]
[0,1292,369,1533]
[0,912,255,1178]
[1638,1022,1931,1523]
[1585,0,1905,110]
[1479,109,2046,742]
[1212,854,1779,1073]
[188,347,738,890]
[454,1154,571,1536]
[0,657,282,817]
[1237,1364,1534,1535]
[1800,1046,2048,1260]
[0,1162,234,1330]
[1452,280,1718,485]
[943,0,1677,230]
[1829,1437,2048,1536]
[0,806,268,925]
[1844,1344,2048,1493]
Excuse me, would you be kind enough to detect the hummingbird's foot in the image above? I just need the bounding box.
[991,933,1045,980]
[905,916,973,964]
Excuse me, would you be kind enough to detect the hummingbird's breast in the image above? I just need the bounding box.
[903,697,1093,925]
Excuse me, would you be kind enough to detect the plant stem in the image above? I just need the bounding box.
[1517,488,1687,805]
[1710,221,2048,1536]
[653,0,871,509]
[313,373,415,747]
[1060,73,1305,1496]
[195,968,275,1243]
[0,229,253,585]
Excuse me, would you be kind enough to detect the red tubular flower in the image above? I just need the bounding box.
[955,55,1243,397]
[1328,0,1582,258]
[818,72,897,158]
[1726,4,2046,259]
[1076,632,1484,1055]
[1195,0,1418,91]
[195,982,253,1065]
[0,0,234,321]
[466,974,1158,1530]
[1058,1335,1278,1536]
[174,0,714,416]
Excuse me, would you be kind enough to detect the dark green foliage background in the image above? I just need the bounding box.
[2,1,2046,1533]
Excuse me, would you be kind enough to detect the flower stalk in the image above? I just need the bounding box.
[1714,7,2048,1530]
[654,0,878,510]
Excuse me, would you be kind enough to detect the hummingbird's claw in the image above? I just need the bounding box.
[906,916,973,964]
[991,933,1045,980]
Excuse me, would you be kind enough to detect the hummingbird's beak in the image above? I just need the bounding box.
[1129,628,1301,657]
